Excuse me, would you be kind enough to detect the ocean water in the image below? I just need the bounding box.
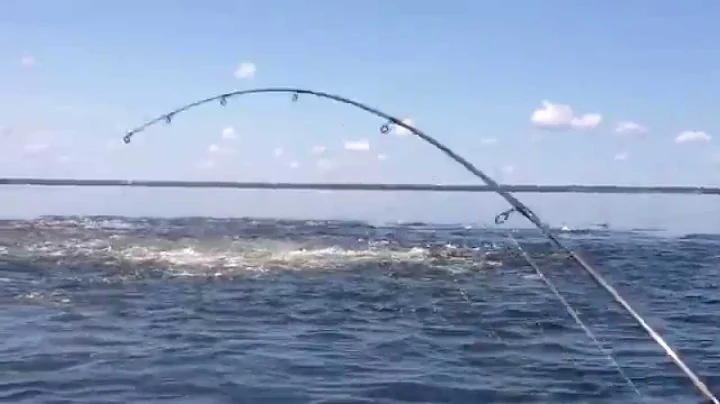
[0,216,718,403]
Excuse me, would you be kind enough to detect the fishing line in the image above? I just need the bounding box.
[506,232,644,400]
[121,87,718,403]
[450,262,504,342]
[431,239,599,390]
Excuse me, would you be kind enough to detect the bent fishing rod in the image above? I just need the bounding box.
[121,87,718,403]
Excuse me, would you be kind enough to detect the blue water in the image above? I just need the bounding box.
[0,216,718,403]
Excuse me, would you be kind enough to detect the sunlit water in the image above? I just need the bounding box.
[1,216,718,403]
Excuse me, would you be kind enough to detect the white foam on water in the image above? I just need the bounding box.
[0,216,515,277]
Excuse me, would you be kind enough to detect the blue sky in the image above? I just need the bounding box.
[2,0,720,232]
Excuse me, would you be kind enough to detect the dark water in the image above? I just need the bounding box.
[1,216,718,403]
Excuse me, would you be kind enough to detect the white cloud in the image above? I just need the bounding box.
[311,145,326,155]
[22,143,50,156]
[613,152,629,161]
[57,155,71,164]
[344,139,370,151]
[531,100,602,130]
[495,165,516,182]
[571,113,603,129]
[676,130,711,144]
[234,62,256,79]
[273,148,283,157]
[290,161,300,169]
[615,121,647,136]
[207,143,234,155]
[394,118,415,136]
[377,153,388,161]
[20,55,35,68]
[479,137,498,146]
[221,126,237,140]
[316,159,333,170]
[531,101,572,128]
[196,159,215,169]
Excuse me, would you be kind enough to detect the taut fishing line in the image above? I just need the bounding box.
[506,233,643,400]
[121,87,718,403]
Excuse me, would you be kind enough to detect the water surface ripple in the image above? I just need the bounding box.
[0,216,718,403]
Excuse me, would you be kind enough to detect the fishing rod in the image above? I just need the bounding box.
[121,87,718,403]
[3,177,720,195]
